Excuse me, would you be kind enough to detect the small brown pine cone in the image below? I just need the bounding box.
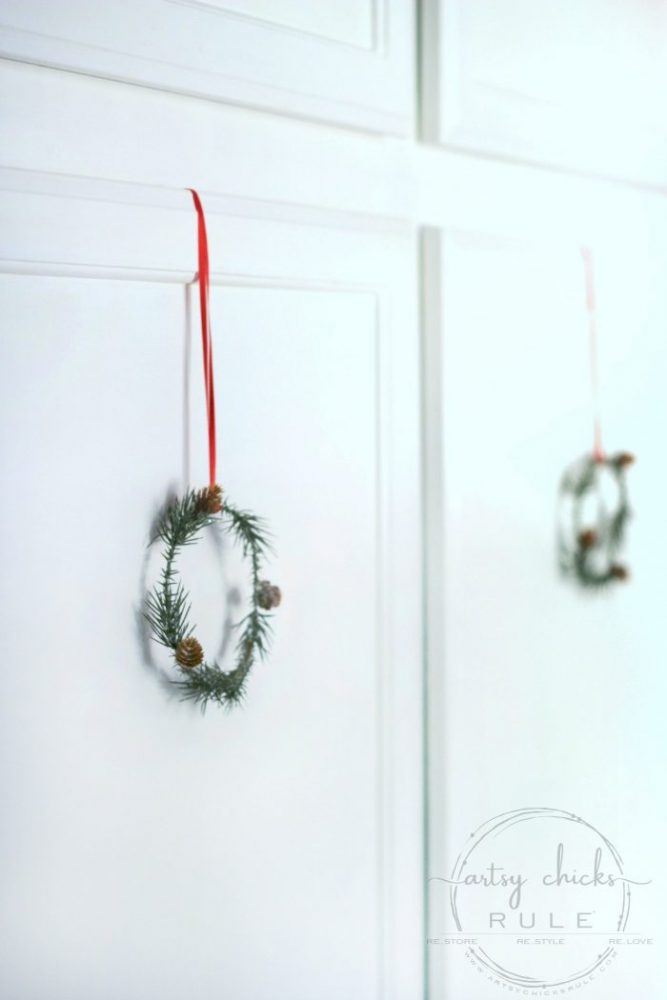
[269,585,282,609]
[614,452,636,469]
[175,636,204,669]
[195,484,223,514]
[578,528,598,550]
[610,564,629,582]
[256,580,282,611]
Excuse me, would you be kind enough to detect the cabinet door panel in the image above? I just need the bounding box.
[423,229,666,998]
[422,0,667,185]
[0,0,414,134]
[0,178,423,1000]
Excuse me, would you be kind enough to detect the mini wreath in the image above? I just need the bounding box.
[558,452,635,588]
[144,484,281,710]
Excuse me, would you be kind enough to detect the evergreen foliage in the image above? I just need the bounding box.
[144,488,277,710]
[557,452,634,589]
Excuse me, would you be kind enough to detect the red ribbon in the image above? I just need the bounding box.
[188,189,217,488]
[580,246,604,463]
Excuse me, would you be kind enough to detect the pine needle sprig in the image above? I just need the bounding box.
[144,487,280,711]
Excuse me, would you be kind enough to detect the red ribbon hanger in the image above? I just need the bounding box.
[188,189,217,488]
[580,246,604,463]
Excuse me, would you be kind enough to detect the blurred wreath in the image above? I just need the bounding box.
[558,452,635,589]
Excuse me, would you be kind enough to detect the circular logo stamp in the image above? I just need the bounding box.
[430,807,651,991]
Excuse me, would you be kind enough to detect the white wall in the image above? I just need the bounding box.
[0,3,666,998]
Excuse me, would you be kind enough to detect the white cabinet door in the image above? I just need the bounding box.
[0,0,414,135]
[421,0,667,185]
[0,176,423,1000]
[423,228,667,999]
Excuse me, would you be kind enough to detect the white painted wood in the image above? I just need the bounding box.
[0,179,423,999]
[421,0,667,187]
[201,0,375,48]
[0,170,411,280]
[2,6,667,996]
[0,0,414,135]
[423,228,667,998]
[3,59,667,246]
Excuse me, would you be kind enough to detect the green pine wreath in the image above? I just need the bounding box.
[558,452,635,589]
[144,485,281,709]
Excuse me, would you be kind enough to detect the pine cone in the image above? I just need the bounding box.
[578,528,598,550]
[256,580,282,610]
[610,564,629,582]
[195,484,223,514]
[175,636,204,669]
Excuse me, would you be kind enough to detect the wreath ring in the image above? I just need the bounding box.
[144,484,281,709]
[558,452,635,588]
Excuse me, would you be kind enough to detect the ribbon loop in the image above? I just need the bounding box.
[580,246,604,463]
[188,189,217,488]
